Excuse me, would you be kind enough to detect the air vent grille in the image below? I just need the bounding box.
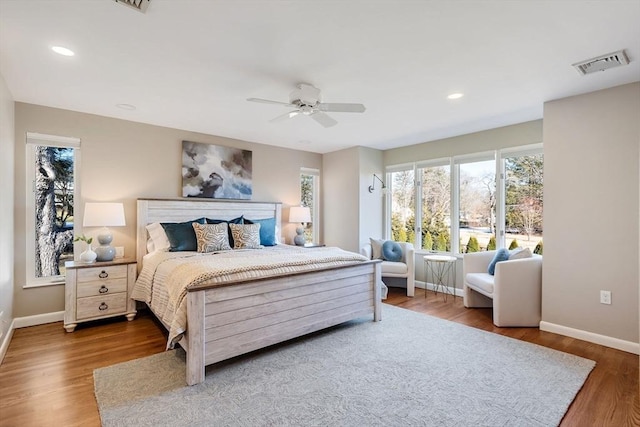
[114,0,150,13]
[572,50,629,75]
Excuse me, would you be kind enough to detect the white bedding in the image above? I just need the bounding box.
[132,245,368,347]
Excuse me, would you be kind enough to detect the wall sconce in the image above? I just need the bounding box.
[288,206,311,246]
[368,174,386,193]
[83,202,126,262]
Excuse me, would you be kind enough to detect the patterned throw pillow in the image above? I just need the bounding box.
[192,222,232,252]
[229,223,262,249]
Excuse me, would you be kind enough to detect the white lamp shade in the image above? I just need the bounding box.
[288,206,311,223]
[83,202,126,227]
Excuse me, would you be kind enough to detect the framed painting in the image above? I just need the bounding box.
[182,141,252,199]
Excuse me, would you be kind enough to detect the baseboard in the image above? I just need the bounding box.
[416,280,464,298]
[13,311,64,329]
[0,319,16,365]
[540,321,640,355]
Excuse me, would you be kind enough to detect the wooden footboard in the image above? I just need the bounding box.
[184,261,381,385]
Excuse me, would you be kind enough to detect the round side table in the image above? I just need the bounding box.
[423,255,457,301]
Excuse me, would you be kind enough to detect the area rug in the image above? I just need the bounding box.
[94,305,595,427]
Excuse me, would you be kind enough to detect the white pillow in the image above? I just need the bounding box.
[509,247,533,260]
[146,238,155,253]
[369,238,385,260]
[146,222,170,252]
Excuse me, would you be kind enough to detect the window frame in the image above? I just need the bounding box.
[25,132,81,288]
[385,143,542,256]
[300,167,320,244]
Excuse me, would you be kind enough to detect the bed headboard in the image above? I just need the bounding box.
[136,198,283,271]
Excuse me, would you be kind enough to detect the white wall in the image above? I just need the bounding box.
[13,102,322,317]
[358,147,385,250]
[0,73,15,354]
[542,82,639,347]
[323,147,360,252]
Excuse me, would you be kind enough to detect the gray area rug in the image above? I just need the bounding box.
[94,305,595,427]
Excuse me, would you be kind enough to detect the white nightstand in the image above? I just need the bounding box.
[63,258,137,332]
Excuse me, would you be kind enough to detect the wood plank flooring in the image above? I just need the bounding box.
[0,287,638,426]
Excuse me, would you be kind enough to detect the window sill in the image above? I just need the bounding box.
[23,280,65,289]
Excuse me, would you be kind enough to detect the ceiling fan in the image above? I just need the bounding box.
[247,83,366,128]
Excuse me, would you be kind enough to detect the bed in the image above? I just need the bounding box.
[134,198,382,385]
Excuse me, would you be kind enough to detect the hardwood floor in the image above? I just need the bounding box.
[0,288,638,426]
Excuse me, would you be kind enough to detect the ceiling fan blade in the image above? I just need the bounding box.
[270,110,300,123]
[309,111,338,128]
[247,98,294,107]
[317,102,366,113]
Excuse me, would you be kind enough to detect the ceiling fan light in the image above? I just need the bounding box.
[447,92,464,100]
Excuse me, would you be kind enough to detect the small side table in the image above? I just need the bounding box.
[423,255,457,301]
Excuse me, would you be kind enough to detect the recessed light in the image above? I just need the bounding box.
[116,103,136,111]
[447,93,464,100]
[51,46,75,56]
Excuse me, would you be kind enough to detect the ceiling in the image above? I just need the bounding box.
[1,1,639,154]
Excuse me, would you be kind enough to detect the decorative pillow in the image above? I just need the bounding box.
[244,217,277,246]
[146,222,171,252]
[487,248,510,275]
[206,216,243,247]
[192,222,231,252]
[229,223,262,249]
[382,240,403,262]
[161,218,205,252]
[509,247,533,260]
[369,238,385,260]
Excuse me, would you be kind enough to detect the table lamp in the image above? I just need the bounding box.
[83,202,126,262]
[288,206,311,246]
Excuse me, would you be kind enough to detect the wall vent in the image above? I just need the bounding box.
[572,50,629,75]
[114,0,150,13]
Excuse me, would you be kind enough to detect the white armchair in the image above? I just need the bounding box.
[361,242,415,297]
[463,250,542,327]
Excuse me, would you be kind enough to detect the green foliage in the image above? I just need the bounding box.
[397,226,407,243]
[508,239,519,250]
[422,231,433,250]
[534,240,543,255]
[487,236,496,250]
[73,234,92,244]
[435,234,447,251]
[466,236,479,253]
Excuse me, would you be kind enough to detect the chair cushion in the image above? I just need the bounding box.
[381,261,408,275]
[382,240,403,262]
[465,273,495,295]
[488,248,510,275]
[509,247,533,260]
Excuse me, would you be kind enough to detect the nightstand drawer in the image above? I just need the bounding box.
[77,265,127,283]
[77,278,127,298]
[76,293,127,320]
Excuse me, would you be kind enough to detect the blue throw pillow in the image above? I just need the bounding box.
[244,217,277,246]
[382,240,403,262]
[161,218,205,251]
[487,248,510,275]
[206,216,243,247]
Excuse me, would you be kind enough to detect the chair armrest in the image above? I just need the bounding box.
[493,255,543,326]
[361,243,373,260]
[463,251,496,276]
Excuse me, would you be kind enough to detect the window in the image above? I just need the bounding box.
[418,160,450,251]
[386,144,543,255]
[26,133,80,287]
[457,154,496,253]
[501,148,543,253]
[389,168,415,244]
[300,168,320,244]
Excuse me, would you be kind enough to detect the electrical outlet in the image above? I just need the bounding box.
[115,246,124,258]
[600,290,611,305]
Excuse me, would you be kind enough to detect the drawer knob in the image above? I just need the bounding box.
[99,285,109,294]
[99,302,109,311]
[99,271,109,279]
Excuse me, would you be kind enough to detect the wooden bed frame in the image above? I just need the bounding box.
[136,198,382,385]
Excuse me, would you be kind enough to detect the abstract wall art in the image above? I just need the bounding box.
[182,141,252,199]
